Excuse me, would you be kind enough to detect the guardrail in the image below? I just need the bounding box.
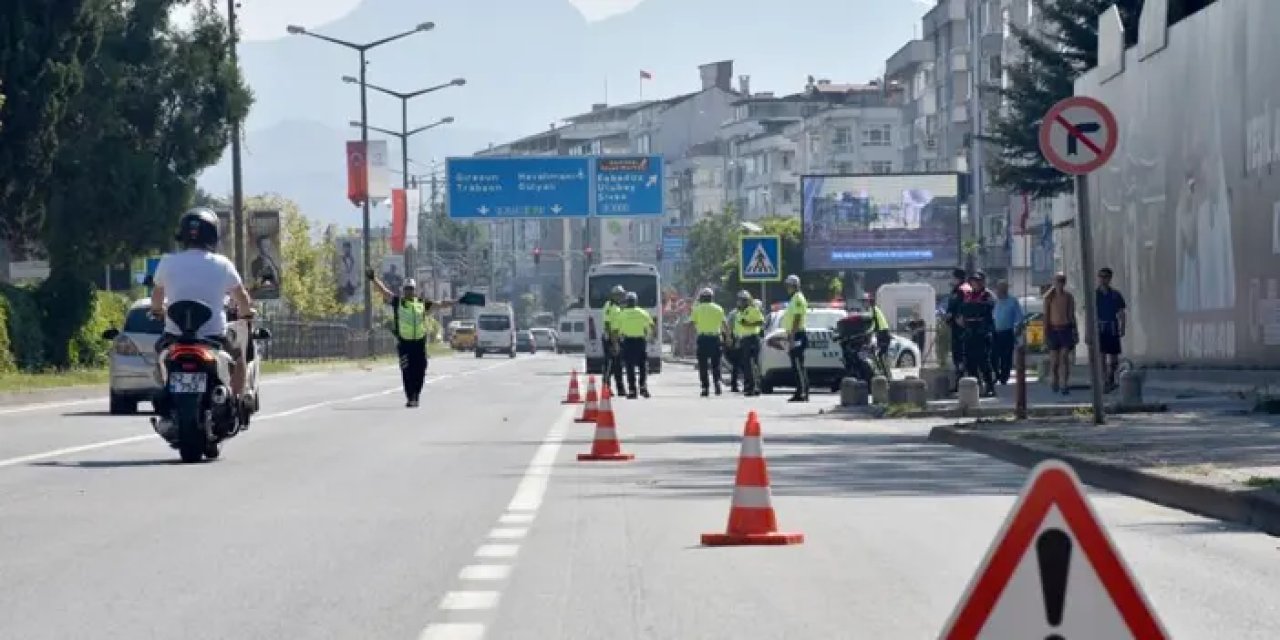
[257,319,400,361]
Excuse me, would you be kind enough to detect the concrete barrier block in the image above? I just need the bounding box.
[870,376,890,405]
[840,378,869,407]
[888,378,913,404]
[921,367,953,400]
[904,378,929,408]
[1119,370,1145,407]
[958,377,980,411]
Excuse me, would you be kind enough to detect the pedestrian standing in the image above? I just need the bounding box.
[612,292,653,399]
[1043,272,1078,395]
[1094,267,1128,393]
[732,291,766,396]
[991,280,1024,385]
[960,271,998,397]
[782,274,810,402]
[690,287,727,397]
[944,267,971,388]
[369,271,454,408]
[601,285,626,395]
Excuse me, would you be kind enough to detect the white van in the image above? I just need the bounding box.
[557,308,588,353]
[583,262,663,375]
[474,304,516,358]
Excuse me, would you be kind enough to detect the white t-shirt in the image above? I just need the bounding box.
[153,250,243,338]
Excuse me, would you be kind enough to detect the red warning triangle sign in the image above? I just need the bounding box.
[939,460,1169,639]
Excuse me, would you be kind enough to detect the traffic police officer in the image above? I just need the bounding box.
[783,274,810,402]
[602,285,627,395]
[732,291,766,396]
[690,287,727,397]
[959,270,998,397]
[612,291,654,399]
[370,270,453,407]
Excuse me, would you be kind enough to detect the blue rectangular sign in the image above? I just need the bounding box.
[594,155,664,217]
[446,156,592,219]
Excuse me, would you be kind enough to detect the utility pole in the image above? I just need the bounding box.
[228,0,246,274]
[430,171,440,300]
[967,0,985,271]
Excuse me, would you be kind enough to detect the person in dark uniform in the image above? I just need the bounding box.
[612,292,653,399]
[944,267,971,389]
[959,271,997,397]
[601,285,627,395]
[369,270,453,407]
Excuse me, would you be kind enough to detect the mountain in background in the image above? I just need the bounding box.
[199,0,925,226]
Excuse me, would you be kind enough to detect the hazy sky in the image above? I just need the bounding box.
[220,0,646,40]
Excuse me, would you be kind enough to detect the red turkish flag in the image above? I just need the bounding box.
[346,141,368,206]
[390,188,408,253]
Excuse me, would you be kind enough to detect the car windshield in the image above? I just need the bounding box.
[123,307,165,334]
[587,274,658,308]
[478,316,510,331]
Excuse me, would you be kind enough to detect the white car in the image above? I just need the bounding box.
[529,327,558,351]
[755,306,924,394]
[556,310,587,353]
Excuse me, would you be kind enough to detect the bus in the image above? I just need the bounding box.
[584,262,662,375]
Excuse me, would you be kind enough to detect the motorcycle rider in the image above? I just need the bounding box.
[149,208,255,430]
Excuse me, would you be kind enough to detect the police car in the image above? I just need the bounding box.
[756,303,923,394]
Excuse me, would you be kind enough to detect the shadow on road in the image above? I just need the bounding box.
[31,459,179,469]
[60,411,136,418]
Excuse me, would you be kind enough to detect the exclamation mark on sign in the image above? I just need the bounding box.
[1036,528,1072,640]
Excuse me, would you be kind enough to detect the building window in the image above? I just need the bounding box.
[782,152,794,171]
[862,124,892,147]
[836,162,854,174]
[870,161,893,174]
[988,54,1002,83]
[636,134,651,154]
[833,127,852,148]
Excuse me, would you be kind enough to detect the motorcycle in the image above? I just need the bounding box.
[150,300,269,463]
[834,312,890,384]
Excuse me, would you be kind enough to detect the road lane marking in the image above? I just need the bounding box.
[419,406,574,640]
[439,591,501,611]
[458,565,511,581]
[418,623,485,640]
[474,544,520,559]
[487,528,527,540]
[0,362,529,469]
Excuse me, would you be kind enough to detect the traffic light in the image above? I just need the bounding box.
[533,247,541,265]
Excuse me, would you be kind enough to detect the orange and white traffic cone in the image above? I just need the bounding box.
[562,369,583,404]
[575,376,599,424]
[701,411,804,546]
[577,386,634,461]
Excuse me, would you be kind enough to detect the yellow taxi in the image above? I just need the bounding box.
[450,324,476,351]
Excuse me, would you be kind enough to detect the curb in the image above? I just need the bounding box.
[830,402,1168,420]
[928,425,1280,537]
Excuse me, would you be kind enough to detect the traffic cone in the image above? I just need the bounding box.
[562,369,583,404]
[575,376,599,423]
[577,386,634,461]
[701,411,804,546]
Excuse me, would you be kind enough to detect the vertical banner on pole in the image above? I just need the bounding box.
[346,141,368,206]
[246,210,283,300]
[367,140,391,206]
[390,188,408,254]
[405,188,421,247]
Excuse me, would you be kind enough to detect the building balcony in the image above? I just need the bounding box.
[886,39,935,79]
[923,0,966,35]
[951,103,969,124]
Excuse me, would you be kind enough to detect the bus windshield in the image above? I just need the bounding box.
[588,275,659,308]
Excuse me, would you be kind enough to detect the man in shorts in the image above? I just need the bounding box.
[1095,267,1128,393]
[1043,272,1077,395]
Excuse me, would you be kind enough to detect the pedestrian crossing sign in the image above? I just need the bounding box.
[739,235,781,282]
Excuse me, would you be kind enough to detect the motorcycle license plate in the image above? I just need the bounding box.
[169,372,207,393]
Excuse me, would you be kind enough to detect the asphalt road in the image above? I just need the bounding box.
[1,353,1277,639]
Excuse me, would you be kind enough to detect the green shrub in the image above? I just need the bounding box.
[0,283,45,371]
[70,291,131,368]
[0,297,13,373]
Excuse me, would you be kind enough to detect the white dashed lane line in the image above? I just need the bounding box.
[418,405,574,640]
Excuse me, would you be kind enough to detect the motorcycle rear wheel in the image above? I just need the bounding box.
[177,415,205,463]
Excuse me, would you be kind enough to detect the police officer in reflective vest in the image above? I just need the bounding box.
[601,285,627,395]
[612,291,653,399]
[783,274,810,402]
[370,270,453,407]
[690,287,727,397]
[732,291,766,396]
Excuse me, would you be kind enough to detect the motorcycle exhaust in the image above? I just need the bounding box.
[211,386,230,405]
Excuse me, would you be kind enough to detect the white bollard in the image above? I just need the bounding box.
[870,376,890,405]
[958,377,981,411]
[1118,370,1144,407]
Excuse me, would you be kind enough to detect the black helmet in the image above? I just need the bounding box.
[176,207,219,250]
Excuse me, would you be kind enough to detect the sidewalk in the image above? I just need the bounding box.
[930,403,1280,535]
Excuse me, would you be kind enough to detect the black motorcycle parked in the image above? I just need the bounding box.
[152,301,269,463]
[834,312,890,384]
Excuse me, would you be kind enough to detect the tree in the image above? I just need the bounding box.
[720,216,841,305]
[37,0,251,366]
[273,196,347,319]
[0,0,107,243]
[679,206,739,293]
[985,0,1143,199]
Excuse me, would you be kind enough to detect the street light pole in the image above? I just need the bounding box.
[227,0,245,275]
[287,22,435,356]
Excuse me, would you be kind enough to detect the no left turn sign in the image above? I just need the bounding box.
[1038,96,1118,175]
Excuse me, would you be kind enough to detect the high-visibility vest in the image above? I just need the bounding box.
[397,299,428,340]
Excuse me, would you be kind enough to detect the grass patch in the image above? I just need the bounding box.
[1014,429,1120,456]
[882,403,919,418]
[0,368,110,392]
[1243,476,1280,490]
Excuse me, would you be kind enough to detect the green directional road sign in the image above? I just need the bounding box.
[739,235,782,283]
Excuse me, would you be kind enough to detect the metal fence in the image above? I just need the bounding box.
[257,318,400,361]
